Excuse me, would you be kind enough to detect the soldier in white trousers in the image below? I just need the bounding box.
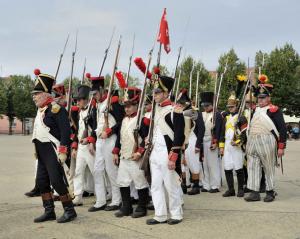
[200,92,223,193]
[146,75,185,225]
[72,85,96,206]
[219,93,248,198]
[113,87,149,218]
[245,75,287,202]
[85,73,124,212]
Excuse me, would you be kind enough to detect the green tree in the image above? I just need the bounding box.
[217,48,246,109]
[176,56,212,103]
[0,78,7,115]
[10,75,36,134]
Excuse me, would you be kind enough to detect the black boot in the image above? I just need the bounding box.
[34,193,56,223]
[264,190,276,202]
[57,194,77,223]
[236,169,245,197]
[188,179,200,195]
[260,169,266,193]
[181,177,187,194]
[115,187,133,217]
[223,170,235,197]
[244,191,261,202]
[25,180,40,197]
[132,188,148,218]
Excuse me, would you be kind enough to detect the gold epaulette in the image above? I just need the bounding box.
[51,102,61,114]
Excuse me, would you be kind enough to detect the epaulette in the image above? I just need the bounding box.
[51,101,61,114]
[269,104,279,113]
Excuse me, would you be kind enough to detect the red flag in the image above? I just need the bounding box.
[157,8,170,54]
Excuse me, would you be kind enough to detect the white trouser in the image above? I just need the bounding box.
[83,167,94,193]
[150,143,183,222]
[185,133,200,174]
[73,144,95,197]
[130,182,138,199]
[202,140,221,190]
[117,158,148,189]
[223,141,244,171]
[247,134,276,191]
[94,136,121,207]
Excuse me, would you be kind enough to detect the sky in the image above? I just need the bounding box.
[1,0,300,83]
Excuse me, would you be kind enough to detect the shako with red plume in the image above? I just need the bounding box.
[32,68,55,94]
[85,72,104,92]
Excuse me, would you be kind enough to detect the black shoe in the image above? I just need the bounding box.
[244,191,261,202]
[264,191,276,202]
[88,204,106,212]
[104,204,120,211]
[132,207,147,218]
[167,219,182,225]
[146,218,167,225]
[187,187,200,195]
[25,188,40,197]
[222,190,235,197]
[34,198,56,223]
[209,188,220,193]
[181,184,187,194]
[57,202,77,223]
[201,188,209,192]
[237,189,244,197]
[244,187,252,193]
[114,208,133,217]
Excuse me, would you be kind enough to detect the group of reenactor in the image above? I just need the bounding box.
[26,65,287,225]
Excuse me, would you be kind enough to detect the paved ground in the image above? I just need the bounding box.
[0,135,300,239]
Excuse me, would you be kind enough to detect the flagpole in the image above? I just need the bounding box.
[157,43,162,67]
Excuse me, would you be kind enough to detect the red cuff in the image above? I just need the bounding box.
[278,142,285,149]
[137,147,145,154]
[91,98,97,107]
[70,134,75,140]
[212,138,218,144]
[105,128,112,136]
[112,147,120,154]
[143,117,150,126]
[58,146,68,154]
[71,105,79,112]
[87,136,96,144]
[71,142,78,149]
[168,151,178,162]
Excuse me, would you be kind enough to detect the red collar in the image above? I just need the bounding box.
[159,99,172,107]
[126,112,137,118]
[40,97,53,108]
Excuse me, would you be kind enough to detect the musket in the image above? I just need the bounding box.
[189,61,195,99]
[125,33,135,85]
[67,30,78,115]
[54,34,70,81]
[195,66,202,108]
[171,46,183,95]
[174,68,182,104]
[98,26,116,77]
[81,57,87,84]
[132,47,154,155]
[103,35,122,131]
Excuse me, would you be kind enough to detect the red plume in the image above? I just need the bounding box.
[259,74,268,84]
[34,68,41,76]
[115,71,127,89]
[85,73,91,79]
[153,67,160,75]
[134,57,152,80]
